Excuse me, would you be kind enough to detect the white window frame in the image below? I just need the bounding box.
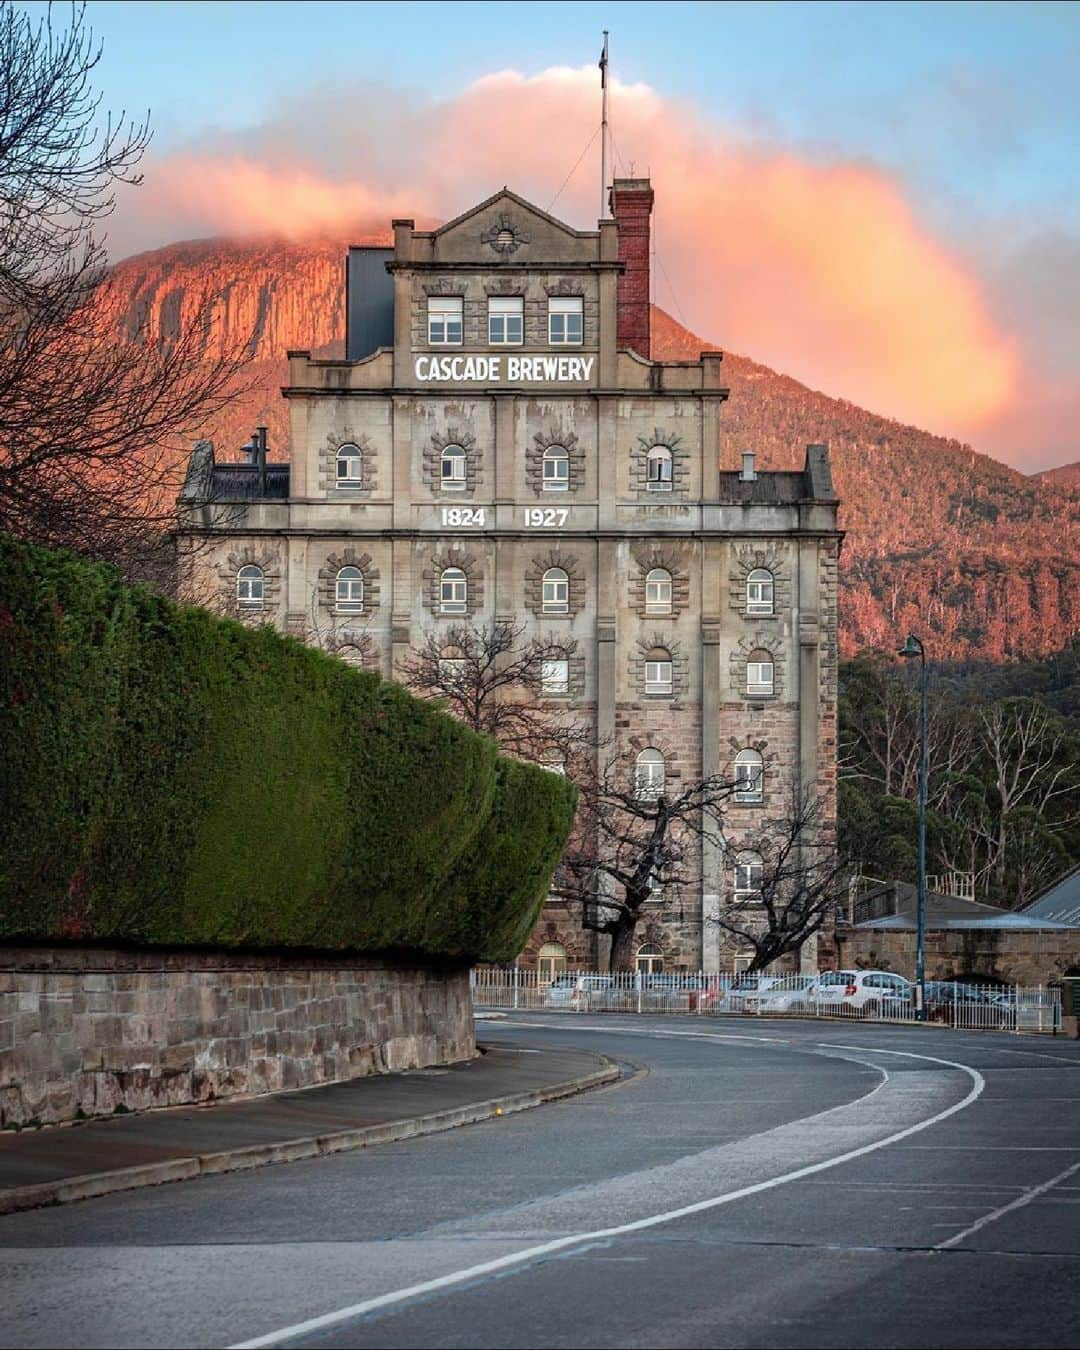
[746,657,775,696]
[645,654,673,696]
[635,944,664,974]
[645,568,672,615]
[440,567,468,614]
[635,749,665,800]
[440,445,467,491]
[746,568,775,616]
[488,296,523,346]
[734,749,764,803]
[537,942,567,984]
[336,443,363,486]
[428,296,463,346]
[541,567,569,614]
[734,851,764,902]
[539,754,566,776]
[542,444,570,492]
[236,564,264,608]
[541,658,569,696]
[335,566,364,613]
[646,445,673,491]
[548,296,584,346]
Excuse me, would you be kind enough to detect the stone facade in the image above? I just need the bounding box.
[832,927,1080,986]
[0,947,474,1128]
[178,182,841,974]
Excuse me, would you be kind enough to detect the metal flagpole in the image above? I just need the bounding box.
[600,31,609,218]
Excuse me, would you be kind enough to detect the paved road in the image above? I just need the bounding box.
[2,1016,1079,1349]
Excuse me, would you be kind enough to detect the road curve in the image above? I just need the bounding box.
[1,1016,1079,1349]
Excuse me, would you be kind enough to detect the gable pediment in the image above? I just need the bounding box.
[425,189,598,265]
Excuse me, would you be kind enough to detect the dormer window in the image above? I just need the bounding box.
[488,296,523,346]
[428,297,463,346]
[548,296,583,345]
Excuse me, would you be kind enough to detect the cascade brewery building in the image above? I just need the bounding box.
[179,182,841,976]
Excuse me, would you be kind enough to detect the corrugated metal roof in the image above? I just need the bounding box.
[856,913,1076,931]
[210,464,290,500]
[715,472,808,504]
[1022,865,1080,926]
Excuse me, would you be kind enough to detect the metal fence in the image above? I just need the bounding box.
[471,967,1062,1034]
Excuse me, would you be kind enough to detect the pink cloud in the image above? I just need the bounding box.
[113,65,1028,453]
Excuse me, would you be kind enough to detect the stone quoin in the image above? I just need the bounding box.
[178,181,841,974]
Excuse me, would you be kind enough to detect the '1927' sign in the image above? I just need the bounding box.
[414,355,595,384]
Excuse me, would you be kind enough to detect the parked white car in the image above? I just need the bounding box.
[720,974,785,1011]
[811,969,912,1016]
[741,975,819,1013]
[543,974,613,1010]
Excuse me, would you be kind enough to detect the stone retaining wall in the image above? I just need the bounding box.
[0,947,475,1128]
[833,926,1080,985]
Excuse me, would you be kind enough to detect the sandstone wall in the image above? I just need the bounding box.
[0,947,475,1128]
[833,927,1080,985]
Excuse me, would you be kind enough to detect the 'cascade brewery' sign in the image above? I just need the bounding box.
[414,354,595,384]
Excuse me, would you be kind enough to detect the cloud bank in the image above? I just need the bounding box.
[110,65,1072,470]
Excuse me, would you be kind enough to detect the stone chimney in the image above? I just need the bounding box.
[609,177,654,359]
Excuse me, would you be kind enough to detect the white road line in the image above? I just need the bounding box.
[230,1041,984,1349]
[934,1161,1080,1250]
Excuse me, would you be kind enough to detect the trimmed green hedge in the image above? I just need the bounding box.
[0,534,576,962]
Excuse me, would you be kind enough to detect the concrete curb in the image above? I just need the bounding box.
[0,1059,619,1216]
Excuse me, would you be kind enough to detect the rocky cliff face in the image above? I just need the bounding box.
[111,236,1078,663]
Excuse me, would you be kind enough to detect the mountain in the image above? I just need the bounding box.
[111,236,1078,663]
[1036,462,1080,492]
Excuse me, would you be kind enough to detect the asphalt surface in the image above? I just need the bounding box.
[1,1015,1079,1349]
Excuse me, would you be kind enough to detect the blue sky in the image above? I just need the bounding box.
[59,1,1080,468]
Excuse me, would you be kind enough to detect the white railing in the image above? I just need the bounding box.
[470,967,1062,1035]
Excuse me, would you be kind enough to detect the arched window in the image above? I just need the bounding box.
[336,443,363,486]
[645,647,673,696]
[635,943,664,974]
[541,657,569,695]
[539,752,566,775]
[542,444,569,492]
[440,567,468,614]
[734,748,764,803]
[437,656,468,689]
[635,748,666,799]
[746,568,774,616]
[645,567,672,615]
[646,444,673,490]
[537,941,568,985]
[335,565,364,612]
[746,650,774,696]
[734,850,764,902]
[441,444,467,490]
[542,567,569,614]
[236,564,264,608]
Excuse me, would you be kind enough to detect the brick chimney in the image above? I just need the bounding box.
[609,177,654,359]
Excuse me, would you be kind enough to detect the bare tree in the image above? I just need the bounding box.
[711,792,847,973]
[552,752,741,970]
[398,621,592,767]
[0,2,251,580]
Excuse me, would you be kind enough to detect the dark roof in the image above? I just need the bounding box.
[716,471,809,504]
[715,444,837,504]
[853,880,1076,931]
[210,463,290,500]
[1022,865,1080,926]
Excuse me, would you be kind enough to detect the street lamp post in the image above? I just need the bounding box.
[898,633,927,1021]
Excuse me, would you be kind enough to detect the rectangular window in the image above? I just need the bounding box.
[428,297,463,346]
[488,296,523,346]
[747,661,774,696]
[645,661,673,695]
[541,659,569,695]
[548,296,584,345]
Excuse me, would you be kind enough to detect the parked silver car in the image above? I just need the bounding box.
[543,974,613,1010]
